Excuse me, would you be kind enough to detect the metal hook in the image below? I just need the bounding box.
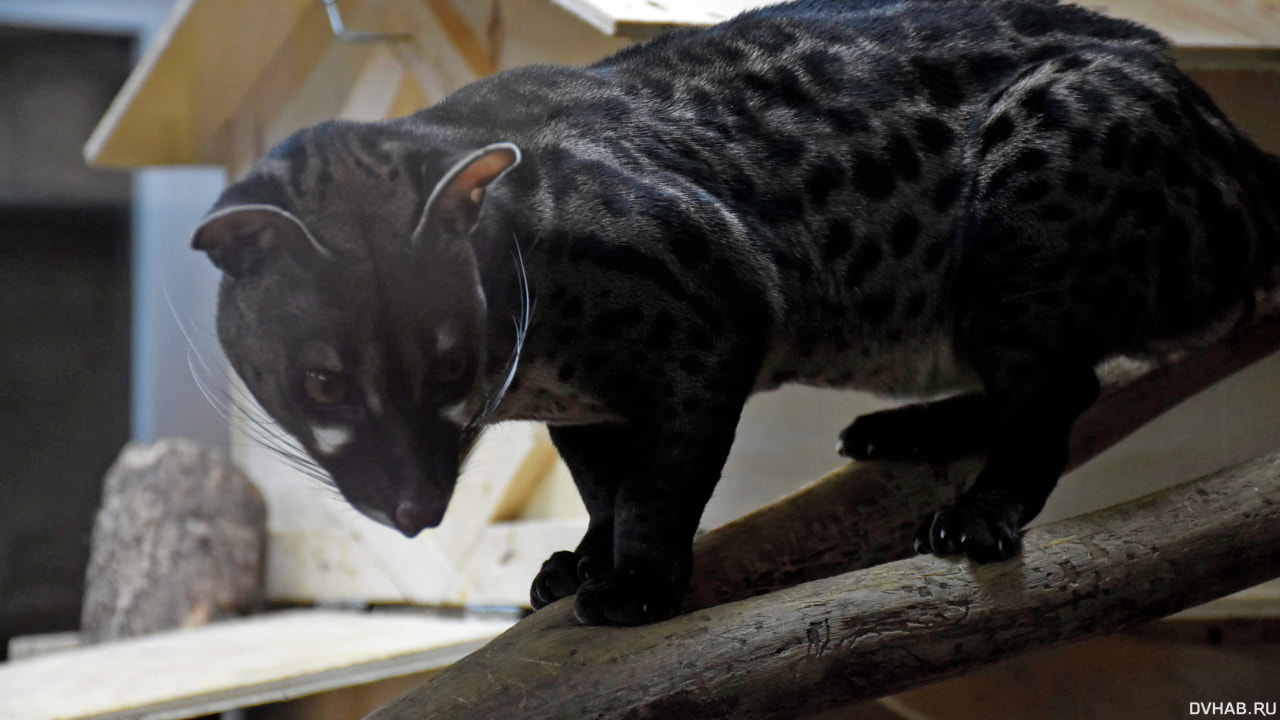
[321,0,411,43]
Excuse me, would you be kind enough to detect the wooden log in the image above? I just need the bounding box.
[369,450,1280,720]
[81,438,267,643]
[367,312,1280,719]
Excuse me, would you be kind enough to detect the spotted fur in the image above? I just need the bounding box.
[194,0,1280,625]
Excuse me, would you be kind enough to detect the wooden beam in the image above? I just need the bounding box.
[211,0,344,176]
[338,47,411,122]
[1100,0,1280,49]
[550,0,766,38]
[366,450,1280,719]
[551,0,1280,46]
[85,0,315,167]
[387,73,432,118]
[420,0,497,77]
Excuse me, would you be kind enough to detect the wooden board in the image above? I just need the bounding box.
[1174,579,1280,619]
[91,0,1280,166]
[550,0,770,38]
[0,610,513,720]
[1101,0,1280,49]
[552,0,1280,45]
[84,0,316,167]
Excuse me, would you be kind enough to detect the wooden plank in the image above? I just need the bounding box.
[456,519,589,606]
[386,72,432,118]
[88,0,1280,167]
[552,0,1280,47]
[85,0,315,167]
[253,22,378,168]
[211,0,342,177]
[551,0,765,37]
[338,46,410,122]
[0,610,513,720]
[488,439,561,522]
[1100,0,1280,49]
[393,0,486,94]
[1173,579,1280,619]
[421,0,498,76]
[496,0,631,68]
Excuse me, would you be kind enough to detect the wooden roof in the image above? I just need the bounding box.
[86,0,1280,169]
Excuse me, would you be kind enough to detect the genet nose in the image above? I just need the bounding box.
[393,501,434,537]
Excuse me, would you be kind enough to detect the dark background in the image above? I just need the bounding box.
[0,26,134,659]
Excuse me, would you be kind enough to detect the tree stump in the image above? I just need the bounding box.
[80,438,267,643]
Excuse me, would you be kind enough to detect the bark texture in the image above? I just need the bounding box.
[370,452,1280,720]
[80,438,267,643]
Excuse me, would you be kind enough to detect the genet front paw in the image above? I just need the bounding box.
[530,551,580,610]
[573,566,684,626]
[915,492,1023,563]
[530,549,611,610]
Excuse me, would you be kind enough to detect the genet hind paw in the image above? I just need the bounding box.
[914,492,1023,563]
[839,395,988,463]
[838,411,928,461]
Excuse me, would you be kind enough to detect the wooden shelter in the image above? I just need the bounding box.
[79,0,1280,615]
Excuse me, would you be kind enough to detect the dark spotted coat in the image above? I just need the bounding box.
[196,0,1280,625]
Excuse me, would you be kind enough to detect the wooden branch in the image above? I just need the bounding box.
[368,450,1280,719]
[685,310,1280,610]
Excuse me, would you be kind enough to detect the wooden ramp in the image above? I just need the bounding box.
[0,610,513,720]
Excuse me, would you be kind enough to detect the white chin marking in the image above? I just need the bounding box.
[440,401,469,427]
[312,425,353,456]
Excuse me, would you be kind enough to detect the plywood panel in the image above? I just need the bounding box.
[551,0,768,37]
[0,610,512,720]
[552,0,1280,46]
[85,0,315,166]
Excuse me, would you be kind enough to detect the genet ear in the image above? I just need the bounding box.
[416,142,521,241]
[191,204,332,278]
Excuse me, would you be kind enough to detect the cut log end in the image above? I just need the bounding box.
[80,438,267,644]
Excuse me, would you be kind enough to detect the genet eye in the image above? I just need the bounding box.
[435,348,467,383]
[303,369,351,405]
